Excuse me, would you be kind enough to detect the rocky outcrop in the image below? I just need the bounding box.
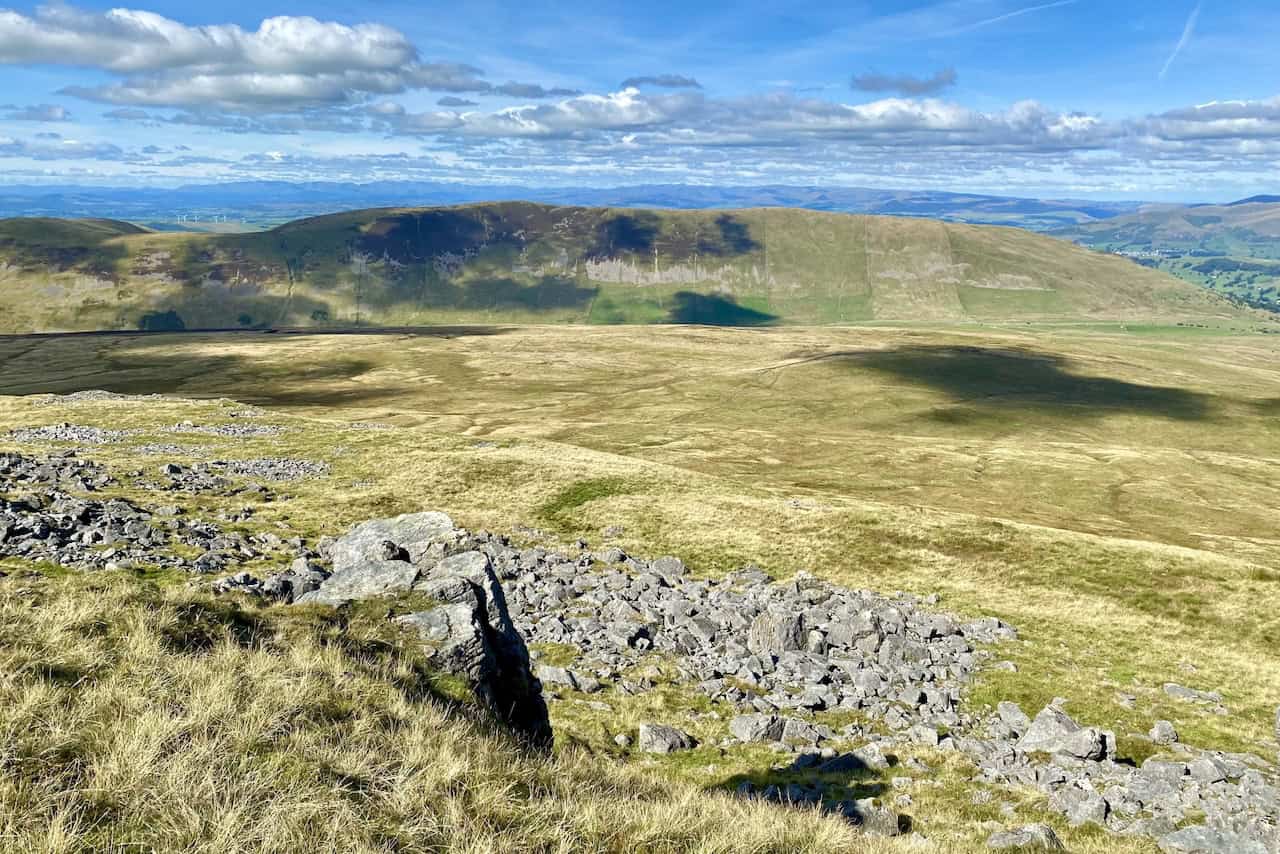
[7,442,1273,851]
[298,512,552,749]
[0,451,293,572]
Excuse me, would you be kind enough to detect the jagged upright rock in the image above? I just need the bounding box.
[302,513,551,748]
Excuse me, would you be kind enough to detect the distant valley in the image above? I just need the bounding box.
[1053,199,1280,312]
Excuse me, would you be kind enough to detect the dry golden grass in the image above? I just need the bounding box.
[0,572,892,854]
[0,322,1274,852]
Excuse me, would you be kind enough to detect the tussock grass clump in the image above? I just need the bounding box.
[0,572,872,854]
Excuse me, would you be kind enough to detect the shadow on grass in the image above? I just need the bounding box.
[0,327,510,407]
[810,345,1215,421]
[714,750,905,831]
[667,292,778,327]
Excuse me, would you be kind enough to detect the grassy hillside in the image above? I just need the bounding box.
[0,203,1247,333]
[0,571,874,853]
[1055,201,1280,311]
[2,323,1278,850]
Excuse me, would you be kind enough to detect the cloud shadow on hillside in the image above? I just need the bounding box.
[459,276,597,312]
[810,345,1215,421]
[667,292,778,326]
[699,214,761,256]
[590,212,662,257]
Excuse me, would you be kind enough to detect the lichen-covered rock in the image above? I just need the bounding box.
[1150,719,1179,745]
[747,608,805,657]
[333,511,455,566]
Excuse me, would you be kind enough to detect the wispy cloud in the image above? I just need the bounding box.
[852,68,957,96]
[1159,2,1202,81]
[620,74,702,89]
[950,0,1078,35]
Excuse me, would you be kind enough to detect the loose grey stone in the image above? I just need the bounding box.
[1017,704,1110,760]
[730,714,784,743]
[842,799,904,836]
[1157,825,1269,854]
[638,723,696,754]
[747,609,805,657]
[1163,683,1223,705]
[1150,719,1179,745]
[986,824,1065,850]
[997,701,1032,735]
[535,665,601,694]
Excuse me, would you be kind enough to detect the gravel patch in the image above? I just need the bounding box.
[168,421,286,438]
[8,423,134,444]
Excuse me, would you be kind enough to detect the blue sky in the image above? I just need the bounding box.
[0,0,1278,200]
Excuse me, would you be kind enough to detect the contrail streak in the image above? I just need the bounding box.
[956,0,1079,34]
[1160,2,1202,80]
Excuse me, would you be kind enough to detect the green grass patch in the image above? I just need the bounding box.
[536,476,639,529]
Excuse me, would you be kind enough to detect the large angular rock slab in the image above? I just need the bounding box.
[1017,704,1111,761]
[298,511,455,605]
[331,511,455,571]
[730,713,784,744]
[298,558,418,606]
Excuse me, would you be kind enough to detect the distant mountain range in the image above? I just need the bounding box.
[0,181,1147,232]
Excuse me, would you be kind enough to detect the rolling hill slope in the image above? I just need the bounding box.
[0,203,1248,332]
